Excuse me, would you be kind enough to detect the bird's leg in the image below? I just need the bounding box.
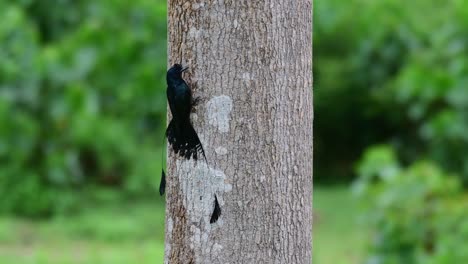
[191,96,201,112]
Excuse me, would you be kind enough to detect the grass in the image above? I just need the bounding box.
[0,187,368,263]
[0,199,166,264]
[313,186,368,264]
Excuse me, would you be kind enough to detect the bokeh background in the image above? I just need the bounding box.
[0,0,467,263]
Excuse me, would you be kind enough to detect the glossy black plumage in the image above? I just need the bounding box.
[159,64,205,196]
[160,65,221,222]
[165,64,206,161]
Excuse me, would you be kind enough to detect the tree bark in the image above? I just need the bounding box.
[165,0,313,263]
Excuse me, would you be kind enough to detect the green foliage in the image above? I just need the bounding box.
[314,0,468,183]
[0,0,167,216]
[355,145,468,264]
[317,1,468,261]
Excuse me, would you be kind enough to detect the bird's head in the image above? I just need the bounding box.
[167,64,189,78]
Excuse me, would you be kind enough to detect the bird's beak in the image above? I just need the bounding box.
[181,66,189,72]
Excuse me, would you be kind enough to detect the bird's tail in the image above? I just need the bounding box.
[160,131,167,196]
[166,119,207,161]
[210,195,221,224]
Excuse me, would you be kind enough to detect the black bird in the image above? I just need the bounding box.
[166,64,206,161]
[159,65,221,223]
[159,64,206,196]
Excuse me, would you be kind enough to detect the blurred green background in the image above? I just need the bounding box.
[0,0,467,263]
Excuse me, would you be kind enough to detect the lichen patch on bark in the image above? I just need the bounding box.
[206,95,233,133]
[215,146,228,155]
[174,159,231,262]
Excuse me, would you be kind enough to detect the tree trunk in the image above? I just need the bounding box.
[165,0,313,263]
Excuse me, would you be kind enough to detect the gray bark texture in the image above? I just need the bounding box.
[165,0,313,263]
